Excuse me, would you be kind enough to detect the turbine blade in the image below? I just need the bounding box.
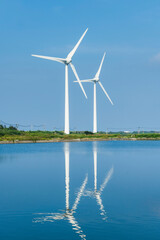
[95,52,106,79]
[98,82,114,105]
[72,174,88,211]
[95,193,108,221]
[67,215,86,240]
[67,28,88,60]
[95,167,114,221]
[70,63,88,99]
[31,54,65,64]
[74,79,94,83]
[33,212,64,223]
[99,167,114,193]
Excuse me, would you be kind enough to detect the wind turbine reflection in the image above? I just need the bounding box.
[33,142,87,240]
[33,142,113,239]
[84,142,114,221]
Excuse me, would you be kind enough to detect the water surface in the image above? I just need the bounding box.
[0,141,160,239]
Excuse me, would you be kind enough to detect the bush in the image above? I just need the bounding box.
[84,131,93,135]
[8,126,18,130]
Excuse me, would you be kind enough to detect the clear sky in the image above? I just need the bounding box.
[1,0,160,132]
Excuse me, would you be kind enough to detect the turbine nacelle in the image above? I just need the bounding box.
[65,58,72,65]
[93,77,99,82]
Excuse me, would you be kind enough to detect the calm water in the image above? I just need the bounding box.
[0,141,160,240]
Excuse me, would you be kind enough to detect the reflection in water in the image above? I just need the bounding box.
[34,143,88,240]
[1,142,160,240]
[33,142,113,239]
[85,142,114,221]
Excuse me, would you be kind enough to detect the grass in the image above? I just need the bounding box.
[1,126,160,143]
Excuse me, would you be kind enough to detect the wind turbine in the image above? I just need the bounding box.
[84,142,114,221]
[34,142,88,240]
[32,29,88,134]
[74,52,113,133]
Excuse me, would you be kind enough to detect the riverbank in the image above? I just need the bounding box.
[1,137,160,144]
[1,127,160,144]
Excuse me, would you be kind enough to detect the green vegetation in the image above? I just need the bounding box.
[1,125,160,143]
[0,125,160,143]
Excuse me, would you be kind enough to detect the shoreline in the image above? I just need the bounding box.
[0,137,160,144]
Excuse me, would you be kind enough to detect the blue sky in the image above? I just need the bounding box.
[1,0,160,131]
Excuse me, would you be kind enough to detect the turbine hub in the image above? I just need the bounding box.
[94,78,99,82]
[66,58,72,65]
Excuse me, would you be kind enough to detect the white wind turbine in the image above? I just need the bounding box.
[32,29,88,134]
[34,142,88,240]
[74,52,113,133]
